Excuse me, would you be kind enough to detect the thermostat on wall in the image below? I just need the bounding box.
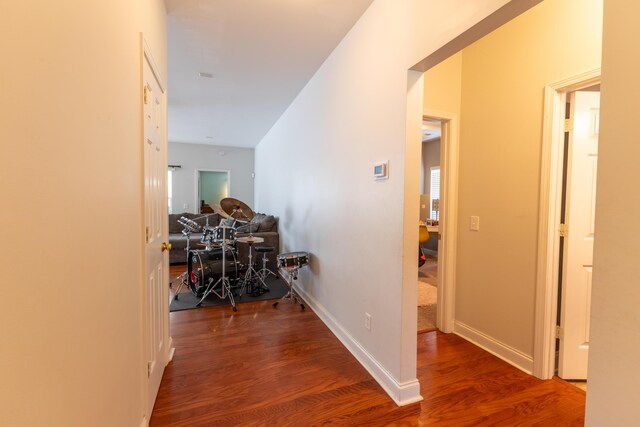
[374,161,388,180]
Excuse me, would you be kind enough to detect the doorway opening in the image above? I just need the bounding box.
[533,69,601,386]
[196,170,230,213]
[417,118,442,333]
[556,86,600,392]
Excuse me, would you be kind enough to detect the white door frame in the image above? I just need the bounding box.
[423,111,459,333]
[533,68,601,379]
[194,169,231,212]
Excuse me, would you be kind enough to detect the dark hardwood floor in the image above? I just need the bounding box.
[152,265,585,426]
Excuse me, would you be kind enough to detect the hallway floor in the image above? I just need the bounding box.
[152,270,585,425]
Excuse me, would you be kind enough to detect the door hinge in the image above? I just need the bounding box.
[564,118,573,132]
[147,361,152,378]
[146,226,150,243]
[555,325,563,339]
[143,85,150,105]
[559,223,568,238]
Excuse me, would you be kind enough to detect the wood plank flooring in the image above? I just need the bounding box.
[153,266,585,426]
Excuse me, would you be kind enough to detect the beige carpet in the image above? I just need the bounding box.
[418,304,437,333]
[417,257,438,333]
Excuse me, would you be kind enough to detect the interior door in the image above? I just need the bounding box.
[558,90,600,379]
[143,51,169,413]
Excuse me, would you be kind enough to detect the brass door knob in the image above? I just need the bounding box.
[161,242,172,252]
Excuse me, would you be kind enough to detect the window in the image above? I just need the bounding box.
[430,167,440,220]
[167,169,173,214]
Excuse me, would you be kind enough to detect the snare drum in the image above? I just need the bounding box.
[277,251,309,272]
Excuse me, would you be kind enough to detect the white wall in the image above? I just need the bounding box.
[0,1,166,425]
[168,142,254,213]
[585,1,640,424]
[255,0,513,404]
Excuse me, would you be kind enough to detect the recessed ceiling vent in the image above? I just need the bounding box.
[199,72,213,78]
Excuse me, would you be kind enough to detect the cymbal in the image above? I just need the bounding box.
[220,197,255,221]
[237,236,264,244]
[210,203,231,219]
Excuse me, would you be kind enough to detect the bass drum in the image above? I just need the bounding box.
[187,249,244,296]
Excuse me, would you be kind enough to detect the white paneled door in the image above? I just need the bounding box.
[143,47,169,415]
[559,90,600,380]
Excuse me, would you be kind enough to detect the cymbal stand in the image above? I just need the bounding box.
[196,241,237,311]
[239,239,269,297]
[257,252,277,282]
[172,219,200,300]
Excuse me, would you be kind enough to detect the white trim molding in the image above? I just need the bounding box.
[167,336,175,363]
[533,68,601,379]
[423,110,460,334]
[454,321,533,374]
[294,285,423,406]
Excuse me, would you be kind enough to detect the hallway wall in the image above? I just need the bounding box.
[423,0,602,368]
[254,0,517,404]
[586,0,640,424]
[0,1,166,425]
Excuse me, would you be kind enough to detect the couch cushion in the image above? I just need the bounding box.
[236,222,259,234]
[193,213,220,229]
[257,215,277,232]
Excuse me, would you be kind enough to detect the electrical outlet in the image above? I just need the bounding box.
[470,216,480,231]
[365,313,371,331]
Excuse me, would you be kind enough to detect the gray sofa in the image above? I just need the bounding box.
[168,212,280,271]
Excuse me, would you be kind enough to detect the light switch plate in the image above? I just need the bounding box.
[470,216,480,231]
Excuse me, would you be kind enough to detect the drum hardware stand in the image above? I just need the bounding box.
[257,251,277,282]
[239,237,269,297]
[273,268,305,310]
[171,218,201,301]
[196,241,237,311]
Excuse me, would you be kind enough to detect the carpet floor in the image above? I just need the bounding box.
[418,257,438,333]
[170,275,289,312]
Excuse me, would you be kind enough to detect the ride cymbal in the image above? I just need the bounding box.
[220,197,255,221]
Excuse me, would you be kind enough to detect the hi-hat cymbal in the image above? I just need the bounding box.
[220,197,255,221]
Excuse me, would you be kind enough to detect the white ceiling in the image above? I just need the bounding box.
[165,0,374,148]
[422,119,441,142]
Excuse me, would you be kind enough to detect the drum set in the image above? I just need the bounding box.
[172,197,309,311]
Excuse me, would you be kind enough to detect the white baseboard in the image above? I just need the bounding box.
[167,336,175,363]
[453,320,533,374]
[294,285,423,406]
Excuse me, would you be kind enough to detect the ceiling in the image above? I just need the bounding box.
[165,0,374,148]
[422,119,441,142]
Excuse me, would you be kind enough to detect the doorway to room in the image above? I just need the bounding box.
[196,170,229,213]
[556,86,600,391]
[533,70,601,390]
[417,118,442,333]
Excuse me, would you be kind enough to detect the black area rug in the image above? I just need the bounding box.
[170,276,289,312]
